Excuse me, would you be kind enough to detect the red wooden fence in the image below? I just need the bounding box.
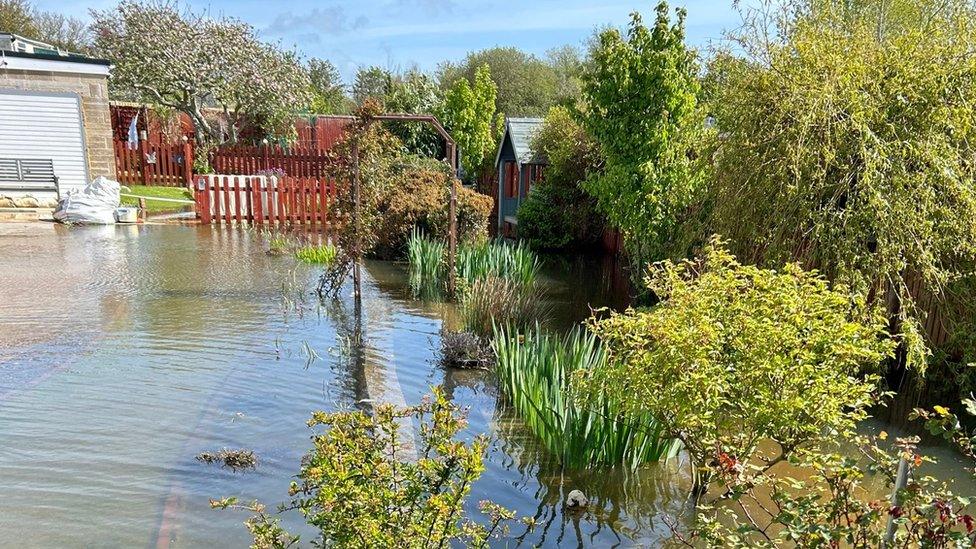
[114,141,193,187]
[194,175,337,228]
[209,145,340,179]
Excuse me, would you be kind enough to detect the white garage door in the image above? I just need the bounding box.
[0,90,88,196]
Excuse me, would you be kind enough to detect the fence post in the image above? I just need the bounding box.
[194,176,212,224]
[182,141,193,189]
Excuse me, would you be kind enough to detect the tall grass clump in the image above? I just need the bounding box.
[267,233,292,256]
[493,324,680,469]
[407,228,447,298]
[456,240,541,289]
[459,277,543,336]
[295,243,338,265]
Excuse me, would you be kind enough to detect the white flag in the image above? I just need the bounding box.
[127,113,139,151]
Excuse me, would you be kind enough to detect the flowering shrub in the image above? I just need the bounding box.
[213,388,517,548]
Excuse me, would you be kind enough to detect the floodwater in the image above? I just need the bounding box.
[0,223,971,548]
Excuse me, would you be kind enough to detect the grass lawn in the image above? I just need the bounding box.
[120,185,194,212]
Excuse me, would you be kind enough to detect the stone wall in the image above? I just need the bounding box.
[0,69,116,181]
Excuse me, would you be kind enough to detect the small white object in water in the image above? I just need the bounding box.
[566,489,588,509]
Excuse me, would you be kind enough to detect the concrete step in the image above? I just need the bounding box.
[0,208,54,222]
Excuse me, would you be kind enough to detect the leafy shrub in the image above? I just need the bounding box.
[681,404,976,547]
[373,163,492,259]
[216,388,515,548]
[575,237,895,492]
[515,183,572,250]
[494,324,679,468]
[518,106,605,250]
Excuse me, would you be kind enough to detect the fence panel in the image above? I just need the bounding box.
[193,175,336,228]
[114,141,193,187]
[209,145,339,179]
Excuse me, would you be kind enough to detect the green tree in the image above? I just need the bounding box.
[707,0,976,370]
[307,58,350,114]
[381,70,443,157]
[0,0,90,53]
[0,0,38,39]
[575,238,895,493]
[92,1,310,147]
[579,2,709,269]
[439,64,497,181]
[352,66,391,105]
[350,66,444,156]
[438,47,559,117]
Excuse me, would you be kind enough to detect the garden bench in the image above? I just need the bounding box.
[0,158,59,197]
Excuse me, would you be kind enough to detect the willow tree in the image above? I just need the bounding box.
[579,2,709,269]
[92,1,310,149]
[708,0,976,369]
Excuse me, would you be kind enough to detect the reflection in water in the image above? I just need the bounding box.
[490,400,694,548]
[0,224,972,548]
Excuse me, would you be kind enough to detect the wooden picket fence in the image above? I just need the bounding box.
[114,141,193,187]
[209,145,339,178]
[194,174,338,227]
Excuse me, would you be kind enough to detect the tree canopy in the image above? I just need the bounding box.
[439,64,497,181]
[307,58,351,115]
[92,0,310,147]
[579,2,709,269]
[438,46,577,117]
[0,0,91,53]
[707,0,976,369]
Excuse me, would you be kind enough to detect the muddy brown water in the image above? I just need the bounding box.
[0,223,971,548]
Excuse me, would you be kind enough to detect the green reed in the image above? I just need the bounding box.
[295,243,338,265]
[493,324,681,469]
[407,228,447,298]
[455,240,540,289]
[406,230,542,303]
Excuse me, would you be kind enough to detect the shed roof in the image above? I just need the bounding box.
[495,117,545,167]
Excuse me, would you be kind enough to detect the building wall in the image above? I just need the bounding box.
[0,69,116,181]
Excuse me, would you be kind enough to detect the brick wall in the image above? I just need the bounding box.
[0,69,116,181]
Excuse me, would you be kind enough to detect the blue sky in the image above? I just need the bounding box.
[37,0,741,81]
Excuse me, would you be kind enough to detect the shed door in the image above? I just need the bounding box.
[0,91,88,195]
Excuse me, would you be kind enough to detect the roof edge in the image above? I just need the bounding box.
[1,48,112,66]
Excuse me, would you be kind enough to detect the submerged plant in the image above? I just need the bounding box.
[196,449,258,472]
[493,324,680,469]
[267,233,292,256]
[295,243,338,265]
[406,230,542,302]
[217,387,516,548]
[438,329,494,370]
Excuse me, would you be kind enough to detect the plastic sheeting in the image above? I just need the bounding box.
[53,177,121,225]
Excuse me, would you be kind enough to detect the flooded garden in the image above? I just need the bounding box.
[0,223,973,548]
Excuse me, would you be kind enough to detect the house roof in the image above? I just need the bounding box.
[494,117,545,168]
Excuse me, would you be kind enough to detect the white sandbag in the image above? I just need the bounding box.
[53,176,121,225]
